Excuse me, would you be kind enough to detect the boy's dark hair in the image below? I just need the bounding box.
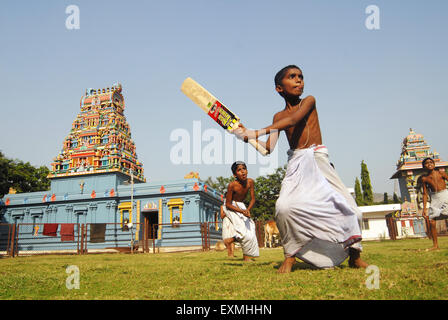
[274,65,302,87]
[231,161,246,174]
[422,157,434,167]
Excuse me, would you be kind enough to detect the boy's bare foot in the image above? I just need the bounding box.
[243,255,255,262]
[425,246,440,252]
[349,257,369,268]
[224,238,235,257]
[278,257,296,273]
[348,248,369,269]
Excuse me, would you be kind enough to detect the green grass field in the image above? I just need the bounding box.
[1,237,448,300]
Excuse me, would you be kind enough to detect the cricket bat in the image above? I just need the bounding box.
[181,77,268,156]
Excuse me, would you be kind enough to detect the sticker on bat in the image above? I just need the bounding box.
[207,101,239,130]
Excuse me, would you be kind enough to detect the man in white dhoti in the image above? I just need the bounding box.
[222,161,260,261]
[233,65,368,272]
[421,158,448,251]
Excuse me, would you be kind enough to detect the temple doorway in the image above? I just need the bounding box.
[144,211,159,240]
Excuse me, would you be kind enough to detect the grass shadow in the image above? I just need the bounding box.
[271,260,351,272]
[402,248,422,252]
[223,262,245,267]
[271,260,318,272]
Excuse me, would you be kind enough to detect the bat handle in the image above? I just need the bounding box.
[247,138,269,156]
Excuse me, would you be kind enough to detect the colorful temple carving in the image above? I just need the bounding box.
[391,128,448,214]
[48,83,145,183]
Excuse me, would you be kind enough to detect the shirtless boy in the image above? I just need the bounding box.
[421,157,448,251]
[222,161,259,261]
[234,65,368,272]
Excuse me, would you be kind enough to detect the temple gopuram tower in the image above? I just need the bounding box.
[391,128,448,214]
[48,83,145,194]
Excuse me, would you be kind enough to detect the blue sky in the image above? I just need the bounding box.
[1,1,447,195]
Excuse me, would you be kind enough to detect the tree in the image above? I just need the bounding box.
[354,177,363,206]
[0,151,51,197]
[360,160,374,205]
[204,176,234,195]
[393,192,401,204]
[383,192,389,204]
[251,165,286,221]
[0,151,12,197]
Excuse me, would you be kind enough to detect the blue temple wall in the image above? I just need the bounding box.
[0,175,223,251]
[50,171,130,195]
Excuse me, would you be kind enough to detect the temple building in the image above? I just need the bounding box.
[0,84,223,253]
[391,128,448,215]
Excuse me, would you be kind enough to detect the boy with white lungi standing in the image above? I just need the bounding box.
[421,157,448,251]
[222,161,259,261]
[233,65,368,272]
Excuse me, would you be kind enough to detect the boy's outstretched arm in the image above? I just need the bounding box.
[263,96,316,133]
[235,95,315,140]
[235,115,281,154]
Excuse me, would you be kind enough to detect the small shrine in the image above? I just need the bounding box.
[390,128,448,214]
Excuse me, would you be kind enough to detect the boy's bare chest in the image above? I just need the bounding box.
[424,172,446,191]
[232,183,249,199]
[279,109,321,148]
[277,109,308,134]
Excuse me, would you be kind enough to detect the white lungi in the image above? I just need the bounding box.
[275,145,362,268]
[222,216,235,240]
[222,201,260,257]
[429,189,448,220]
